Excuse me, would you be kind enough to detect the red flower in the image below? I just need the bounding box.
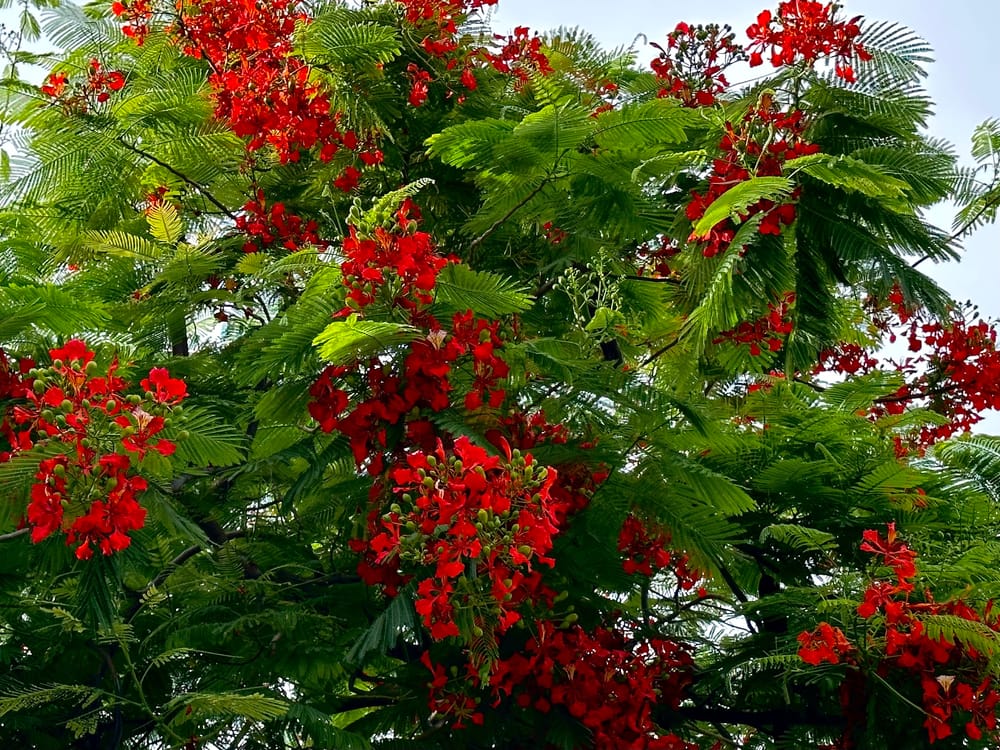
[41,72,68,98]
[141,367,188,404]
[797,622,853,665]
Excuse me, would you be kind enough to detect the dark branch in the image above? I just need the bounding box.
[116,138,237,221]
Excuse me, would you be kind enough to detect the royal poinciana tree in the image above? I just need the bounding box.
[2,0,1000,747]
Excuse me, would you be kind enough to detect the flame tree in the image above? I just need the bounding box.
[2,0,1000,748]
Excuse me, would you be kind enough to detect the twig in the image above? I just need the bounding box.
[468,177,554,251]
[0,528,28,542]
[116,138,237,221]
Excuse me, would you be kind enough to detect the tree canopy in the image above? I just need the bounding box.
[2,0,1000,748]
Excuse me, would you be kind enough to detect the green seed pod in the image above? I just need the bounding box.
[422,476,435,489]
[60,399,74,413]
[85,360,99,374]
[105,399,117,412]
[518,545,532,557]
[80,399,91,410]
[177,430,190,440]
[52,463,65,477]
[32,380,45,394]
[472,625,484,637]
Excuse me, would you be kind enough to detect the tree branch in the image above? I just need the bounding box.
[116,138,237,221]
[468,178,554,251]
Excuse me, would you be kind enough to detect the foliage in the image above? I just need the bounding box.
[0,0,1000,748]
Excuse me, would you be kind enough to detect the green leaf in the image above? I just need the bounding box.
[433,263,534,317]
[166,406,246,468]
[166,692,288,725]
[785,153,910,201]
[312,318,419,365]
[346,589,419,666]
[146,202,183,244]
[691,177,794,238]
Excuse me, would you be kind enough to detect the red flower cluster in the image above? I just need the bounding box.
[819,295,1000,451]
[490,620,697,750]
[339,199,448,313]
[746,2,871,82]
[399,1,551,103]
[359,436,568,643]
[797,621,853,665]
[687,108,819,257]
[41,58,126,106]
[815,342,879,376]
[110,0,152,44]
[650,22,743,107]
[618,514,702,591]
[309,309,508,473]
[857,525,1000,743]
[181,0,353,164]
[235,189,322,253]
[0,351,34,462]
[636,236,682,279]
[309,200,512,476]
[113,0,369,174]
[481,26,553,88]
[3,340,187,559]
[713,292,795,356]
[397,0,498,24]
[798,525,1000,744]
[420,651,485,728]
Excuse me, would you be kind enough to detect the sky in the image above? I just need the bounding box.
[1,0,999,426]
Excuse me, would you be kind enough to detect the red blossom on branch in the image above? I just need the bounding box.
[746,2,871,81]
[3,341,188,559]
